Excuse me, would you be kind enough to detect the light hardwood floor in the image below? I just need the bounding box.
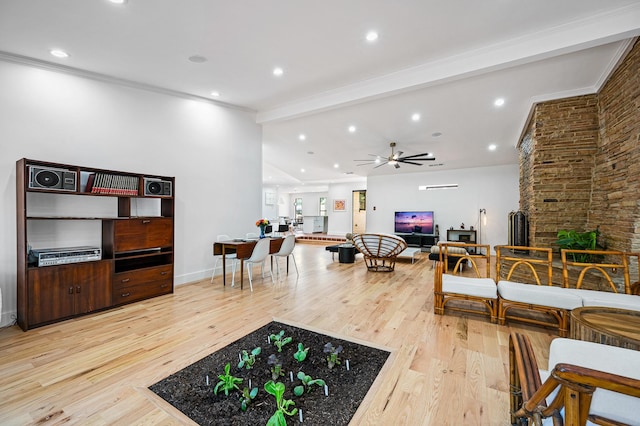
[0,243,555,425]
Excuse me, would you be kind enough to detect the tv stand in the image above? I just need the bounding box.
[396,233,438,249]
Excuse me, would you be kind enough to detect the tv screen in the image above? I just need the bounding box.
[394,211,434,234]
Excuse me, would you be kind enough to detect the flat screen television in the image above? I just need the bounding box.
[394,211,434,234]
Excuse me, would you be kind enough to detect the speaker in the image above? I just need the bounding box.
[144,177,172,197]
[28,166,76,191]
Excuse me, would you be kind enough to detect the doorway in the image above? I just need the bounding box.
[352,190,366,234]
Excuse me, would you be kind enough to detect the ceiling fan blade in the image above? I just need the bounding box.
[399,152,433,160]
[399,160,425,166]
[394,162,400,169]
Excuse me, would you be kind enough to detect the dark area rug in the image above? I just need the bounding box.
[149,321,390,425]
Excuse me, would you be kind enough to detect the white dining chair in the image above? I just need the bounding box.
[245,232,259,239]
[271,234,298,278]
[211,234,238,283]
[237,238,273,291]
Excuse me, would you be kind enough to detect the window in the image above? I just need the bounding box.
[294,198,303,222]
[319,197,327,216]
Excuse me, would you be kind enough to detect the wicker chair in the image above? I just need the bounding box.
[352,233,408,272]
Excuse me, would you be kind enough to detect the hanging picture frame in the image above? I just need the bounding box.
[333,199,346,211]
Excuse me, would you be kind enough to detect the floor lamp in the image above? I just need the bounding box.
[478,209,487,253]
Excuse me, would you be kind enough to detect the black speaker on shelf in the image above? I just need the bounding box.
[144,177,172,197]
[28,166,76,191]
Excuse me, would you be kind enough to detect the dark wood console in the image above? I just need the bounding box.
[16,158,175,330]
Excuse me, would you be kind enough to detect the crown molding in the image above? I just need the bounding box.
[0,51,256,114]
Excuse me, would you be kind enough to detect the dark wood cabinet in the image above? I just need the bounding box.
[16,158,175,330]
[27,261,111,325]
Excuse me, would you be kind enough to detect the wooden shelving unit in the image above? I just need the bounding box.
[16,158,175,330]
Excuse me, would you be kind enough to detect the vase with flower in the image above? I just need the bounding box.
[256,218,270,239]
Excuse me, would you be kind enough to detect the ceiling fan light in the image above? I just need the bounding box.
[388,160,398,166]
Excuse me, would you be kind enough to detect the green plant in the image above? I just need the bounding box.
[264,381,297,426]
[293,371,325,396]
[270,330,292,352]
[213,363,243,396]
[324,342,343,369]
[237,346,261,369]
[293,342,309,362]
[267,354,284,381]
[556,227,603,262]
[239,386,258,412]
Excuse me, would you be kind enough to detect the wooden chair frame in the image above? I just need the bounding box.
[433,243,496,322]
[495,246,571,336]
[561,249,630,293]
[509,332,640,426]
[626,252,640,295]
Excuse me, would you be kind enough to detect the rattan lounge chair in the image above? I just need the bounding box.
[352,233,408,272]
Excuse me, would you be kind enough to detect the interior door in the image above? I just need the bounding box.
[352,190,366,234]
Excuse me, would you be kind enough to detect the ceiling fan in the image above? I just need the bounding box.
[355,142,435,169]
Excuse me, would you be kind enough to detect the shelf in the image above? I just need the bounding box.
[17,158,175,331]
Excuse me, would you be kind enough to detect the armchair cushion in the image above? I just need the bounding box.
[567,289,640,311]
[442,274,497,299]
[497,280,583,310]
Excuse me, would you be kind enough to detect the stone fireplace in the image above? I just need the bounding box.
[518,39,640,258]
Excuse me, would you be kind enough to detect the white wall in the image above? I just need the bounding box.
[328,182,366,235]
[366,165,519,250]
[0,60,262,327]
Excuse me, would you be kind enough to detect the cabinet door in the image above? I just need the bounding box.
[28,266,76,325]
[73,262,112,314]
[114,218,173,252]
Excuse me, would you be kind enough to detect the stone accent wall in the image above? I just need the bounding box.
[519,39,640,263]
[591,41,640,254]
[519,95,599,248]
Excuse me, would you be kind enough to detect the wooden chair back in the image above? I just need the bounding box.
[439,242,490,278]
[495,245,553,286]
[626,252,640,295]
[561,249,630,293]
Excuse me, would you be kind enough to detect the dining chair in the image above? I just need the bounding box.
[238,238,274,291]
[271,234,299,278]
[246,232,259,239]
[211,234,238,283]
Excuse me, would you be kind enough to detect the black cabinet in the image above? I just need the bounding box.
[397,234,438,249]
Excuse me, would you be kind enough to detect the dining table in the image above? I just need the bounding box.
[213,237,284,290]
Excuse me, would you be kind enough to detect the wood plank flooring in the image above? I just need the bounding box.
[0,244,555,425]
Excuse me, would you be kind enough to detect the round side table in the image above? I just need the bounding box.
[570,306,640,351]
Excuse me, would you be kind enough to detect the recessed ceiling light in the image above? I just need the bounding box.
[300,168,305,173]
[307,151,314,155]
[334,163,339,168]
[188,55,207,63]
[366,31,379,42]
[432,132,442,137]
[273,67,284,76]
[488,144,497,151]
[50,49,69,58]
[210,91,220,97]
[494,98,505,107]
[109,0,127,4]
[374,158,381,164]
[411,113,421,122]
[348,125,356,133]
[298,134,306,141]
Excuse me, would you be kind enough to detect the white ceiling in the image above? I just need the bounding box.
[1,1,639,190]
